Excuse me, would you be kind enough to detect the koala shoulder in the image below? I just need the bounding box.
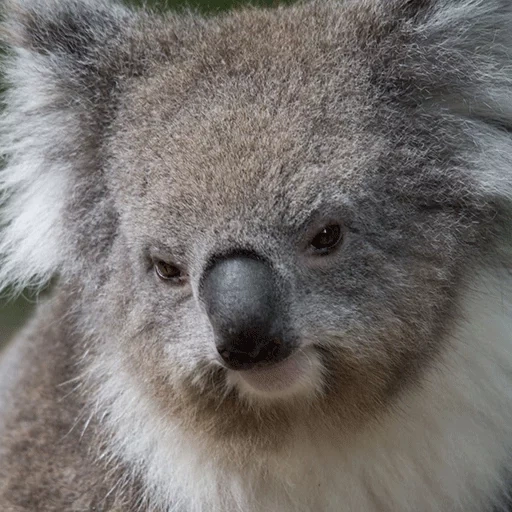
[0,293,137,511]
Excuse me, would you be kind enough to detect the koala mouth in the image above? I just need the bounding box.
[231,349,322,399]
[238,356,303,392]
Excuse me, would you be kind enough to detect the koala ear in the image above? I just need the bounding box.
[378,0,512,201]
[0,0,149,292]
[379,0,512,119]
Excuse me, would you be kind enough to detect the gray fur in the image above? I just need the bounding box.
[1,0,512,510]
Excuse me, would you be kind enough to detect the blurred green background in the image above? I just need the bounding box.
[0,0,292,348]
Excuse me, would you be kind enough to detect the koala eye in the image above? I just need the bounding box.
[310,224,343,254]
[154,259,185,283]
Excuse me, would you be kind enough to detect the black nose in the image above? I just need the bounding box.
[201,255,290,370]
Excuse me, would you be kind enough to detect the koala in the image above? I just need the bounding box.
[1,0,512,510]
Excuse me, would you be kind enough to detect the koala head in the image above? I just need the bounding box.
[1,0,512,448]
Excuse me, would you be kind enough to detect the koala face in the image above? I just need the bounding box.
[75,4,497,444]
[1,0,509,447]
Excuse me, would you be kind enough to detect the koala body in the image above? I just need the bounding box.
[1,0,512,510]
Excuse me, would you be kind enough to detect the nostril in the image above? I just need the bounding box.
[248,346,261,359]
[218,345,258,370]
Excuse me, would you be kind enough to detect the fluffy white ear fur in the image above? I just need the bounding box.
[464,124,512,205]
[0,49,75,293]
[397,0,512,203]
[0,0,129,293]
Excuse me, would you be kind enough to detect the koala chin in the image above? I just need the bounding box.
[2,0,512,510]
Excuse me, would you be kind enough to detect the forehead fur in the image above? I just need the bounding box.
[110,3,383,231]
[108,0,485,240]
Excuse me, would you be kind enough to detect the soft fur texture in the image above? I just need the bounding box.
[1,0,512,510]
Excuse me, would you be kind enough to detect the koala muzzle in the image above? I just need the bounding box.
[201,255,290,370]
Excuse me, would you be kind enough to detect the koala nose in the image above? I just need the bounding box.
[201,255,290,370]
